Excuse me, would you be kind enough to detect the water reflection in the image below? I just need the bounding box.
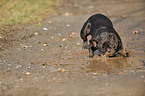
[86,57,133,73]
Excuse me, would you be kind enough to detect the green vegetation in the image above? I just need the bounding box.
[0,0,60,34]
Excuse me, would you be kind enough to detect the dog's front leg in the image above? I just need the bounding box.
[89,45,94,58]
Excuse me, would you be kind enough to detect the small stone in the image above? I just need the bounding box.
[77,43,80,45]
[105,83,109,86]
[64,12,72,16]
[69,35,75,38]
[16,65,21,68]
[119,72,123,74]
[8,64,11,66]
[71,32,76,35]
[48,21,52,23]
[20,78,23,81]
[88,5,94,8]
[34,32,38,35]
[121,15,128,18]
[66,24,70,27]
[43,27,48,30]
[61,69,66,72]
[141,75,144,78]
[103,74,107,77]
[27,66,31,69]
[26,72,31,75]
[93,73,98,75]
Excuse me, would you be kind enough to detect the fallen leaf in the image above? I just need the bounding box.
[42,43,48,46]
[93,73,98,75]
[69,34,75,38]
[138,66,142,69]
[71,32,76,35]
[88,5,94,8]
[62,38,66,41]
[64,12,73,16]
[61,69,66,72]
[121,15,128,18]
[133,31,138,34]
[22,45,32,48]
[119,72,123,74]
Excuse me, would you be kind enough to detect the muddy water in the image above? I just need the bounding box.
[0,0,145,96]
[86,57,131,73]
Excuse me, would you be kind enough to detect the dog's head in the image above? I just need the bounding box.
[89,40,99,49]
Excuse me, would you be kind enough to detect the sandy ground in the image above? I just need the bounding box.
[0,0,145,96]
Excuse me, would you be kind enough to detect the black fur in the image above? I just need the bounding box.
[80,14,123,58]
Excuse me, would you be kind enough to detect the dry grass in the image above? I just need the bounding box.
[0,0,60,34]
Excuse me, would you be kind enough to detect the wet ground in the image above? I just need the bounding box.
[0,0,145,96]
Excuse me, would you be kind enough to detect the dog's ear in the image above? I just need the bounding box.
[84,22,91,34]
[89,40,97,47]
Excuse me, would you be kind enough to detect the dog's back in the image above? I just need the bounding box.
[80,14,113,41]
[88,14,113,27]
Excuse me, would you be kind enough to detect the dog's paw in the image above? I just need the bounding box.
[82,46,88,49]
[89,55,94,58]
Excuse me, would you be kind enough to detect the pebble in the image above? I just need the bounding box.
[16,65,21,68]
[105,83,109,86]
[93,73,98,75]
[141,75,144,78]
[27,66,31,69]
[77,43,80,45]
[41,49,44,51]
[20,78,23,81]
[88,5,94,8]
[26,72,31,75]
[66,24,70,27]
[121,15,128,18]
[64,12,72,16]
[43,27,48,30]
[34,32,38,35]
[8,64,11,66]
[71,32,76,35]
[48,21,52,23]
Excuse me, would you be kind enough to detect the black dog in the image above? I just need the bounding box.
[80,14,123,58]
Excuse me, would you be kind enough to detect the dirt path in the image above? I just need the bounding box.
[0,0,145,96]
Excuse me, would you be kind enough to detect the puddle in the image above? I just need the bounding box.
[85,57,135,73]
